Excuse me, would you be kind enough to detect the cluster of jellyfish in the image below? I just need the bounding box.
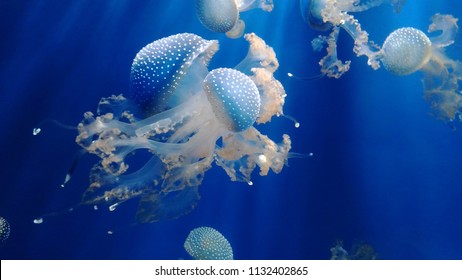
[28,0,461,260]
[70,31,296,224]
[300,0,462,123]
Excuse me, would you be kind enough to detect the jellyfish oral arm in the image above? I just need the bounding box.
[428,13,459,48]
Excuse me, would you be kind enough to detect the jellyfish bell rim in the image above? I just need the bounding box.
[300,0,332,31]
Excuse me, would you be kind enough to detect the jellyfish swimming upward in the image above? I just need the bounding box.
[195,0,274,38]
[76,32,293,223]
[300,0,406,78]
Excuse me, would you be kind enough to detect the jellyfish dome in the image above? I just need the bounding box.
[75,32,294,223]
[381,28,432,76]
[195,0,274,38]
[0,217,10,243]
[184,227,233,260]
[301,0,406,78]
[380,14,462,121]
[130,33,218,115]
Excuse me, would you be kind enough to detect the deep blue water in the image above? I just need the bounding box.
[0,0,461,260]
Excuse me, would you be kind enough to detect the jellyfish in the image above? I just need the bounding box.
[330,240,377,260]
[75,33,294,223]
[184,227,233,260]
[379,14,462,121]
[0,217,10,243]
[300,0,406,77]
[330,241,349,260]
[195,0,274,38]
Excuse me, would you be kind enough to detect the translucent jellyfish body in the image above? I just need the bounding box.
[195,0,274,38]
[379,14,462,121]
[184,227,233,260]
[301,0,405,77]
[0,217,10,243]
[76,33,293,223]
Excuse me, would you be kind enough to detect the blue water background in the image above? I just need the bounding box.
[0,0,461,259]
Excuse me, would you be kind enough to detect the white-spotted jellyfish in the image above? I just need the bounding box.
[300,0,405,78]
[0,217,10,243]
[184,227,233,260]
[380,14,462,122]
[76,33,294,223]
[195,0,274,38]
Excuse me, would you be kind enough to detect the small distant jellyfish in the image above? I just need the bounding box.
[300,0,405,77]
[330,240,377,260]
[184,227,233,260]
[195,0,274,38]
[76,32,294,223]
[379,14,462,121]
[0,217,10,243]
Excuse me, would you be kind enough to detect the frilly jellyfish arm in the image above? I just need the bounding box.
[422,14,462,121]
[235,33,286,123]
[215,128,292,184]
[236,0,274,12]
[312,27,352,78]
[428,13,459,48]
[321,0,381,70]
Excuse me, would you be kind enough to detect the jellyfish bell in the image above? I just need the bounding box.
[300,0,331,31]
[184,226,233,260]
[381,28,432,76]
[195,0,274,39]
[204,68,260,132]
[130,33,218,115]
[195,0,239,33]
